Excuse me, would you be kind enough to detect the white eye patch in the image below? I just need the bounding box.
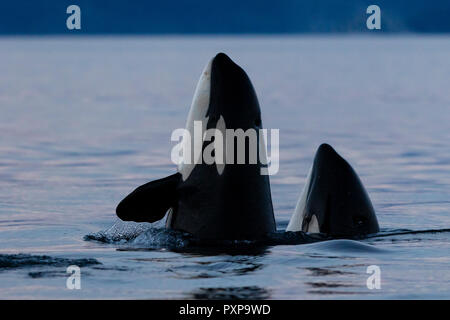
[305,214,320,233]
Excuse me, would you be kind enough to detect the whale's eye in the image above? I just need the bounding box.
[353,215,367,227]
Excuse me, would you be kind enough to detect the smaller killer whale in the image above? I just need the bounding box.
[286,143,379,236]
[116,53,276,240]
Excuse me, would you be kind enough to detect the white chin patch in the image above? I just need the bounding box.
[286,165,312,232]
[286,166,321,234]
[179,58,212,181]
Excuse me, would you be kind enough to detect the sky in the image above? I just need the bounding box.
[0,0,449,34]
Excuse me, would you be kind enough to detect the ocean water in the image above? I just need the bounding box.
[0,36,449,299]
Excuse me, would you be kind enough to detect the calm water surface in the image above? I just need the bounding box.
[0,36,449,299]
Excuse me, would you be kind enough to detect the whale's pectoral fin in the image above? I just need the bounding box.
[116,173,181,223]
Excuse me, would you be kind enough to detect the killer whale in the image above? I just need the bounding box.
[116,53,276,240]
[286,143,379,236]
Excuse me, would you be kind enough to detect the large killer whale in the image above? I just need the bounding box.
[116,53,379,242]
[116,53,276,240]
[286,143,379,236]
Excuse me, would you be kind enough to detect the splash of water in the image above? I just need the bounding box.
[84,219,154,243]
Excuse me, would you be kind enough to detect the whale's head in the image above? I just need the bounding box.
[287,144,380,237]
[207,53,262,129]
[179,52,265,181]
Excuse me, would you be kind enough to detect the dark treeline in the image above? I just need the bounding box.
[0,0,449,34]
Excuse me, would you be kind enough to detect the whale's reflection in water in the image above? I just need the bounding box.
[166,253,266,280]
[123,245,269,280]
[303,265,369,296]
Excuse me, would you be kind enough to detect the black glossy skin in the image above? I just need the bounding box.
[117,53,276,240]
[166,53,276,240]
[302,144,379,236]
